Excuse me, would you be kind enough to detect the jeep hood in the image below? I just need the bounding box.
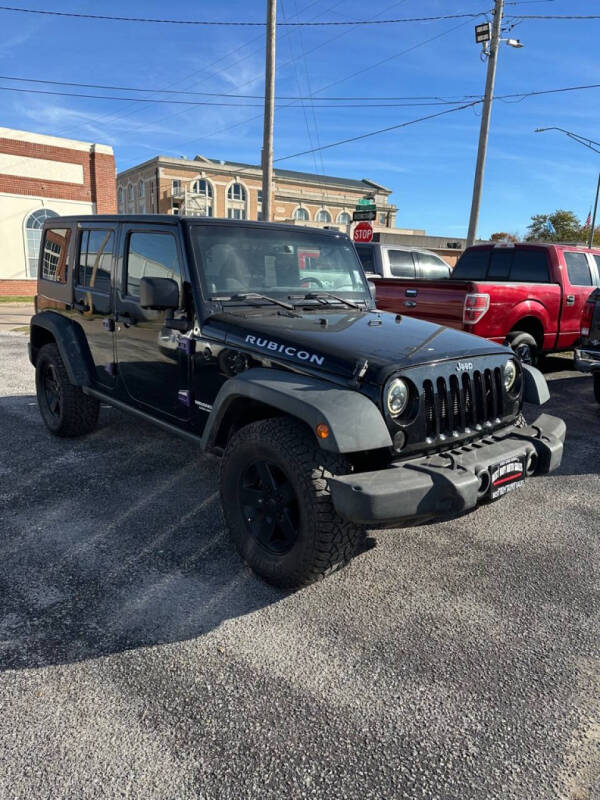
[203,309,511,383]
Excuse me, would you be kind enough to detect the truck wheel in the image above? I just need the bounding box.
[35,343,99,437]
[594,373,600,405]
[507,332,539,367]
[220,417,363,589]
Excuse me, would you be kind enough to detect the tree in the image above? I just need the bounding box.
[490,232,518,242]
[526,210,583,242]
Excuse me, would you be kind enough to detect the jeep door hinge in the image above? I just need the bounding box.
[177,389,194,407]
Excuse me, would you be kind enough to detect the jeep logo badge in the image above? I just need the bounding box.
[456,361,473,372]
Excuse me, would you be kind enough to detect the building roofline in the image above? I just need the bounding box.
[0,126,113,155]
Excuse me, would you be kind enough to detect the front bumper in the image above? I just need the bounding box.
[574,347,600,373]
[329,413,566,526]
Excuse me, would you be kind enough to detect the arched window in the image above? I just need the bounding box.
[117,187,124,211]
[337,211,351,224]
[226,182,247,220]
[316,209,331,223]
[191,178,214,217]
[127,184,134,203]
[138,180,145,198]
[293,207,309,221]
[25,209,58,278]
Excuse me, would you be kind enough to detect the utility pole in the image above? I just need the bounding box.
[589,173,600,249]
[261,0,276,222]
[466,0,504,247]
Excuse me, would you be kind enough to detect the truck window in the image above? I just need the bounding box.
[563,251,592,286]
[126,232,181,299]
[355,245,376,273]
[388,250,415,278]
[77,230,114,293]
[488,249,513,280]
[40,228,71,283]
[594,255,600,281]
[452,249,489,280]
[509,250,550,283]
[416,253,450,279]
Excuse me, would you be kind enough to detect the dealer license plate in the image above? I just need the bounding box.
[489,457,526,500]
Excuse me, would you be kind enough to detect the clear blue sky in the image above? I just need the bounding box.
[1,0,598,238]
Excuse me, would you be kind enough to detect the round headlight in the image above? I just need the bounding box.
[504,359,518,391]
[386,378,409,417]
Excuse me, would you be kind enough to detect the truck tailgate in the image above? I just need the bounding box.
[373,278,472,329]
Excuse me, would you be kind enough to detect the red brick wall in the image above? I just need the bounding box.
[0,279,36,296]
[0,137,116,212]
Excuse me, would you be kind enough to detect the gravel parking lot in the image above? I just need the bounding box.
[0,332,598,800]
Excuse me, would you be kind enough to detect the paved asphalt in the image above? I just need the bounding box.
[0,333,598,800]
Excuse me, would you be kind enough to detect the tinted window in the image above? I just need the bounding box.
[452,249,490,280]
[563,251,592,286]
[388,250,415,278]
[355,245,375,273]
[488,249,513,280]
[41,228,70,283]
[77,230,114,292]
[417,252,450,279]
[126,232,181,299]
[509,250,550,282]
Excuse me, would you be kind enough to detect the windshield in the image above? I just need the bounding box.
[189,224,370,303]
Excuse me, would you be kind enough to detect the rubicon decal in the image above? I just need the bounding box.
[245,335,325,366]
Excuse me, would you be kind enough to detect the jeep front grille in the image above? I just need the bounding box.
[423,368,504,438]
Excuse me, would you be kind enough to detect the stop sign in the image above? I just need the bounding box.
[353,221,373,243]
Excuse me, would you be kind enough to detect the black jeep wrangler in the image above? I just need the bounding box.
[575,287,600,403]
[30,216,566,588]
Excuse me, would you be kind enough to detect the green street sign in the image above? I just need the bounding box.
[357,198,375,207]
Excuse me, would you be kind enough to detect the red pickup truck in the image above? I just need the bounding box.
[372,242,600,364]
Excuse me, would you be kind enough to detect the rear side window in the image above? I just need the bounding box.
[41,228,71,283]
[563,251,592,286]
[388,249,415,278]
[417,253,450,279]
[77,230,114,292]
[452,249,490,280]
[355,245,375,273]
[509,250,550,282]
[126,231,181,299]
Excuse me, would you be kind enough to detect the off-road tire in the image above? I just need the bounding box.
[594,372,600,405]
[35,343,99,437]
[220,417,363,589]
[507,331,539,367]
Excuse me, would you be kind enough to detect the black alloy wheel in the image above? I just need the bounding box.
[240,460,299,555]
[514,341,535,365]
[42,362,62,419]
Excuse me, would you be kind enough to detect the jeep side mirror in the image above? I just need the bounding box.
[139,277,180,310]
[368,280,377,299]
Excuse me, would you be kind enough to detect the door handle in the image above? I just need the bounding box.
[102,318,115,332]
[405,288,418,297]
[73,299,90,313]
[566,295,575,306]
[404,300,417,308]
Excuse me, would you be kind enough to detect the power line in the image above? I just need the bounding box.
[273,102,481,162]
[0,83,483,107]
[0,5,490,25]
[505,13,600,19]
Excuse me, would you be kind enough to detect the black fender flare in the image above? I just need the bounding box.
[29,311,94,386]
[522,363,550,405]
[202,367,393,454]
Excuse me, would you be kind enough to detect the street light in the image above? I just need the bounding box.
[535,127,600,247]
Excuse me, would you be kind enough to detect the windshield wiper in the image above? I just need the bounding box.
[213,292,302,316]
[297,292,363,311]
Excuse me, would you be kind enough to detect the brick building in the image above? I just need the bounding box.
[0,127,116,296]
[116,154,397,230]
